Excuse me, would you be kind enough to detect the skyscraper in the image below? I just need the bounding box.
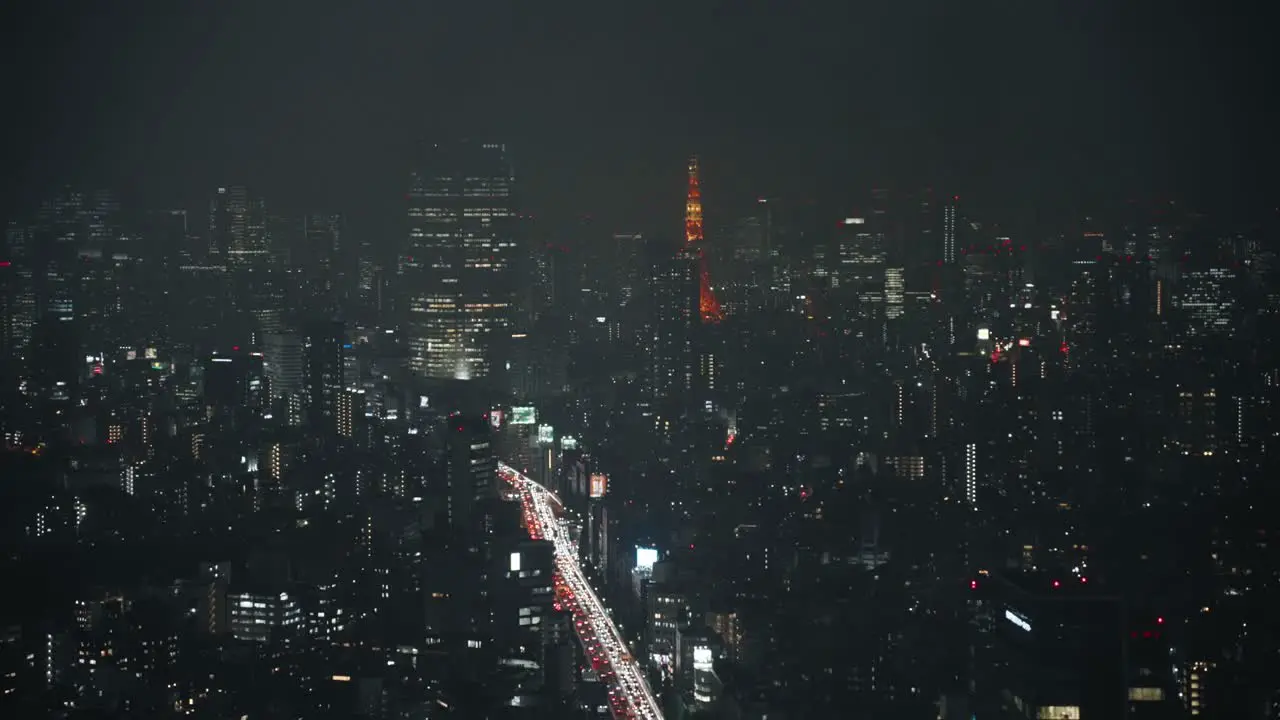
[302,319,345,431]
[403,141,516,381]
[944,198,958,264]
[208,186,268,265]
[650,249,699,404]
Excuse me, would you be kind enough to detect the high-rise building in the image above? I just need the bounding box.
[337,387,365,440]
[301,213,344,312]
[403,141,516,381]
[208,186,268,265]
[444,414,497,538]
[302,320,346,431]
[884,266,905,319]
[970,571,1127,720]
[263,332,304,397]
[837,217,886,313]
[612,232,645,309]
[944,198,958,264]
[650,249,699,404]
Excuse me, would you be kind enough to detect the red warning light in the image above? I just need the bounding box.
[1052,580,1061,588]
[1080,576,1088,584]
[970,580,978,590]
[232,346,240,351]
[1157,616,1164,625]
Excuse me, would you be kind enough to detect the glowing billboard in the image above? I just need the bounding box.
[488,408,504,429]
[636,546,659,571]
[537,424,555,445]
[590,474,607,498]
[977,328,990,341]
[561,435,578,450]
[511,406,537,425]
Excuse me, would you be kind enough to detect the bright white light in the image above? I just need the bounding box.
[977,328,990,341]
[635,547,659,571]
[693,646,713,670]
[1005,609,1031,632]
[509,552,521,573]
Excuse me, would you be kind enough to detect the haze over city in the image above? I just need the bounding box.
[1,2,1278,719]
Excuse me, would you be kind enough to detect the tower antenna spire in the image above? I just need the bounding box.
[684,156,722,323]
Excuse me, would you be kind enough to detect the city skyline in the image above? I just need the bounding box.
[2,3,1278,718]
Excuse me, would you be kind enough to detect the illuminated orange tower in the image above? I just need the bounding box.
[684,156,723,323]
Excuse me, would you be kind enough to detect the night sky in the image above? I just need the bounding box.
[3,0,1274,238]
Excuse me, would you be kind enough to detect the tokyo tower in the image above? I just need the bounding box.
[684,156,723,323]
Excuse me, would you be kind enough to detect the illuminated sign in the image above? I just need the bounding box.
[537,424,554,445]
[636,547,659,571]
[590,474,607,498]
[561,435,578,450]
[843,217,866,225]
[509,551,521,573]
[977,328,990,341]
[126,350,137,361]
[489,408,504,430]
[144,348,157,359]
[1005,608,1032,632]
[511,406,537,425]
[419,395,429,409]
[693,646,713,671]
[1018,338,1031,347]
